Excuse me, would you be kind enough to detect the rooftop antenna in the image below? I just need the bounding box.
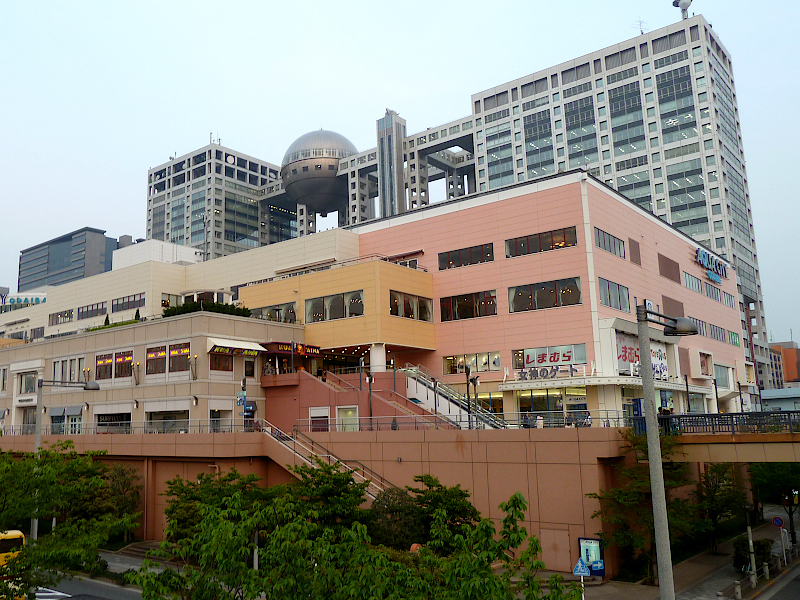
[672,0,692,20]
[633,17,647,35]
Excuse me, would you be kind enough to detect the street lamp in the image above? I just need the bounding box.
[636,302,697,600]
[31,377,100,540]
[465,365,473,429]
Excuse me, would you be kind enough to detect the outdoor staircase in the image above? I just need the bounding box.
[401,364,507,429]
[260,420,395,500]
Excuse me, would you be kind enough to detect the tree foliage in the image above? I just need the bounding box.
[749,462,800,543]
[0,441,140,597]
[586,429,699,584]
[133,489,581,600]
[163,301,251,318]
[368,487,425,551]
[164,469,284,543]
[406,474,480,554]
[694,463,745,554]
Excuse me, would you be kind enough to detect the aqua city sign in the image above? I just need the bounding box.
[1,294,47,306]
[695,248,727,283]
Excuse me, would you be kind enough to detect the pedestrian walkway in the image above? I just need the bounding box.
[582,504,793,600]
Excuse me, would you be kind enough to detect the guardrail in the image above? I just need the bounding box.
[630,411,800,436]
[5,419,254,436]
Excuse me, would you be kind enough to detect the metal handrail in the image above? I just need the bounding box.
[401,365,507,429]
[291,426,396,494]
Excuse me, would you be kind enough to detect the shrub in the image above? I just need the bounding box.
[368,487,424,551]
[732,536,772,571]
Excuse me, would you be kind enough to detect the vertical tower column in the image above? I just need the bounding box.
[370,343,387,373]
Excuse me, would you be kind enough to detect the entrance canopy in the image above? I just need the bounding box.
[207,338,266,357]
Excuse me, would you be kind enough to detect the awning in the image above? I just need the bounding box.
[262,342,321,356]
[50,406,83,417]
[207,337,265,357]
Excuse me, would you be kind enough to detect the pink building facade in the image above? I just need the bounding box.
[354,171,752,419]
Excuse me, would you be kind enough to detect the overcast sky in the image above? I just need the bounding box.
[1,0,797,342]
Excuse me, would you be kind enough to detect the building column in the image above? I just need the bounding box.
[370,343,386,373]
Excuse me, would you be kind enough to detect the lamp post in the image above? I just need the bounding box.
[31,377,100,540]
[470,375,480,424]
[636,302,698,600]
[465,365,472,429]
[743,502,757,588]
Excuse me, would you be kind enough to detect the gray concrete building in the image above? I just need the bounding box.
[18,228,129,293]
[146,12,771,390]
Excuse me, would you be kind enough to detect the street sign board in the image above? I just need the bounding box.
[573,558,590,577]
[773,516,784,528]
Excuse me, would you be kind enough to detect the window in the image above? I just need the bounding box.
[723,291,736,309]
[169,343,191,372]
[112,293,145,313]
[709,324,726,342]
[714,363,729,387]
[438,243,494,270]
[508,278,581,313]
[77,302,107,320]
[210,354,233,372]
[115,351,133,378]
[19,372,36,394]
[512,344,587,369]
[146,346,166,375]
[49,309,73,326]
[594,228,625,258]
[728,331,740,346]
[440,291,497,322]
[0,367,6,392]
[683,272,703,293]
[253,302,297,323]
[443,351,501,374]
[305,291,364,323]
[96,354,113,380]
[705,282,722,302]
[688,317,707,336]
[245,359,255,378]
[389,291,433,322]
[505,226,577,258]
[598,278,630,312]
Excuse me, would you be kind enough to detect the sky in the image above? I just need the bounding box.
[0,0,798,341]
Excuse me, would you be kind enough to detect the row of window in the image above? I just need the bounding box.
[683,271,736,309]
[505,226,578,258]
[438,244,494,270]
[688,317,740,346]
[443,351,501,375]
[599,278,631,313]
[95,343,190,380]
[305,291,364,323]
[46,294,146,329]
[389,291,433,322]
[594,227,626,258]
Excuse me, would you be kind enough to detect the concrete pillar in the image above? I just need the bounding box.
[370,343,387,373]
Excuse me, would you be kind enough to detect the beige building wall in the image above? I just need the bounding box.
[238,259,435,351]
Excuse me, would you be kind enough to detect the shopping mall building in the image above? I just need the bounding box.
[0,171,754,573]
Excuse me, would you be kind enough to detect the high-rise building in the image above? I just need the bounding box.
[146,144,298,260]
[771,342,799,385]
[18,228,128,293]
[770,346,785,389]
[147,12,770,389]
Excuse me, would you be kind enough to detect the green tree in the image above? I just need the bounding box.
[164,468,280,542]
[749,462,800,544]
[406,474,480,554]
[288,457,369,532]
[694,463,746,554]
[0,441,139,597]
[368,487,424,551]
[586,429,699,584]
[132,490,581,600]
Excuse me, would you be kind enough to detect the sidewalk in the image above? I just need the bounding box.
[583,504,792,600]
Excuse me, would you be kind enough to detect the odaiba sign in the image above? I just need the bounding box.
[695,248,727,283]
[1,293,47,306]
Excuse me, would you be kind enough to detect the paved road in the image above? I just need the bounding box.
[757,563,800,600]
[45,575,142,600]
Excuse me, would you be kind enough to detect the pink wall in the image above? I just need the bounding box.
[359,182,594,388]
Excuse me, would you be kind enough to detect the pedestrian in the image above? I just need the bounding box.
[535,414,544,429]
[584,411,592,427]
